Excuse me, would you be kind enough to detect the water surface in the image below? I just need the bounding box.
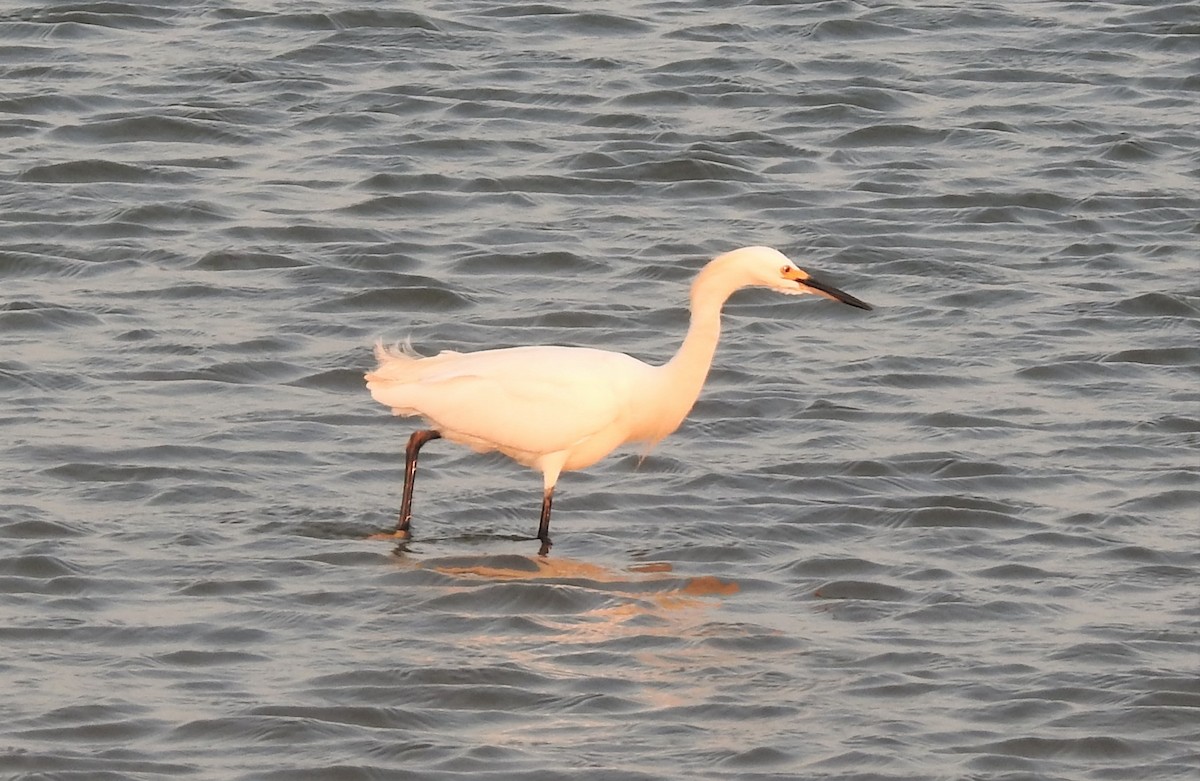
[1,1,1197,779]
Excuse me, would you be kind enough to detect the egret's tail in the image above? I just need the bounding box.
[365,340,464,416]
[365,339,421,384]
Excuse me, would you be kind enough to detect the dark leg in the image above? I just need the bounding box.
[397,429,441,538]
[536,485,554,555]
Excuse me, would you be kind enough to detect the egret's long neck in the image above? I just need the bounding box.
[659,259,741,421]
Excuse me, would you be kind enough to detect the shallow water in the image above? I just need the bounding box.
[2,1,1198,779]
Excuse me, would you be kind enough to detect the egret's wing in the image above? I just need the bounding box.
[372,346,645,457]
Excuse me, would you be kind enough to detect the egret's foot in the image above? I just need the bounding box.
[537,538,552,557]
[367,529,412,542]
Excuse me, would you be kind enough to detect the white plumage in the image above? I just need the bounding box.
[365,245,871,552]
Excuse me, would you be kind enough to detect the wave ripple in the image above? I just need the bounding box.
[1,1,1196,780]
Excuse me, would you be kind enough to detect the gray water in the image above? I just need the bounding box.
[2,1,1198,779]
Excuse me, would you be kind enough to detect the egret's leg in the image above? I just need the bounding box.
[534,458,565,555]
[397,429,441,538]
[536,484,555,551]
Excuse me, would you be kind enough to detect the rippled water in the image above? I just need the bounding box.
[2,1,1198,779]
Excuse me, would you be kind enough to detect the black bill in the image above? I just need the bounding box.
[802,275,873,311]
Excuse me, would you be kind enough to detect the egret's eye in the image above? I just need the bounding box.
[780,265,790,275]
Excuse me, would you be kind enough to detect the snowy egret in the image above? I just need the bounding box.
[365,245,871,552]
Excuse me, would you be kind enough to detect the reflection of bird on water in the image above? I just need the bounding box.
[365,245,872,553]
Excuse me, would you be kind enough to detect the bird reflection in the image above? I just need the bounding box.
[401,550,739,619]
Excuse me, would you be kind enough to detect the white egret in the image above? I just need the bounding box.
[365,245,871,552]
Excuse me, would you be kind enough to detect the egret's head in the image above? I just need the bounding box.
[716,246,873,310]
